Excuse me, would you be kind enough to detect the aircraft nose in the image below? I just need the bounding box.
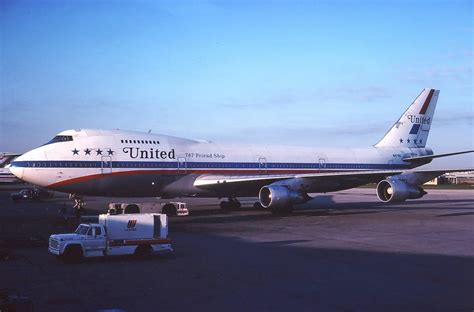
[9,165,24,180]
[9,150,37,184]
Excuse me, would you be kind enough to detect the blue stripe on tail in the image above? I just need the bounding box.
[409,124,421,135]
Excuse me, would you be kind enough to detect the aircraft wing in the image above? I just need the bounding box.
[194,170,403,190]
[402,150,474,163]
[193,168,473,192]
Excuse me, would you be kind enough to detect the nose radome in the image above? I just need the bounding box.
[9,165,24,179]
[9,148,40,183]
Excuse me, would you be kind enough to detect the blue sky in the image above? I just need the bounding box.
[1,0,472,166]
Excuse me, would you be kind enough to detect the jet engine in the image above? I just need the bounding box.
[376,178,427,203]
[259,185,309,212]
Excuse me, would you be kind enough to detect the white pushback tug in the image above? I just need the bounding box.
[49,213,172,262]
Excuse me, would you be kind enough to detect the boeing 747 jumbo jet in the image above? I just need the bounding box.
[9,89,473,214]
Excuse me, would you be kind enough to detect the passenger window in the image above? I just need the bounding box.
[95,227,102,236]
[86,228,92,236]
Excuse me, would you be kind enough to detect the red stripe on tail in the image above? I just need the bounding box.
[419,89,434,114]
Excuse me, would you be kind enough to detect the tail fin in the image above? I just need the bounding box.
[375,88,439,148]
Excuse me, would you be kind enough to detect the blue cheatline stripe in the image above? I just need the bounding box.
[11,160,410,170]
[409,124,421,135]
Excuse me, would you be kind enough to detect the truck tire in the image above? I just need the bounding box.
[61,245,83,263]
[162,204,177,216]
[134,245,152,259]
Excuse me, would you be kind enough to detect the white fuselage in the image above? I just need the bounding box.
[10,129,432,198]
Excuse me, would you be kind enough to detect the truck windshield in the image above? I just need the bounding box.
[75,225,89,235]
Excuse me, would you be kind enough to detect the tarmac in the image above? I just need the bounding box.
[0,187,473,311]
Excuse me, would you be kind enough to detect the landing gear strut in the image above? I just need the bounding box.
[220,198,241,210]
[70,194,86,217]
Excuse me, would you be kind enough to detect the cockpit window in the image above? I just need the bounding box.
[45,135,73,145]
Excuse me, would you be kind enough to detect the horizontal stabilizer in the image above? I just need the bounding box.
[403,150,474,163]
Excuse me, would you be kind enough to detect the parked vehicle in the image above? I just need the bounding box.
[10,188,54,201]
[107,202,189,216]
[49,213,171,262]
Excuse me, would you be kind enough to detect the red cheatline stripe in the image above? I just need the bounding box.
[46,168,363,188]
[419,89,434,114]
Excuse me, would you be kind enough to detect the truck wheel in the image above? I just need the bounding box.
[135,245,152,259]
[162,204,177,216]
[61,245,83,263]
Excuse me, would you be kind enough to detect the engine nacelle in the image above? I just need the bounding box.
[376,179,427,203]
[259,185,308,210]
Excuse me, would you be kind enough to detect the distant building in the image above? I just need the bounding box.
[0,152,22,185]
[424,177,439,185]
[443,171,474,185]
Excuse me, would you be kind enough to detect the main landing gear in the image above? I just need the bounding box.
[220,198,241,210]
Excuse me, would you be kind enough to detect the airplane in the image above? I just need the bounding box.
[9,88,473,214]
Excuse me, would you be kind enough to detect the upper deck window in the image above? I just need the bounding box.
[45,135,73,145]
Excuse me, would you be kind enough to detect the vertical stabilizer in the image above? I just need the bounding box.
[375,88,439,148]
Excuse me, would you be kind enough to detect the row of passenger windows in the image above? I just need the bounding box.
[120,139,160,144]
[21,161,398,169]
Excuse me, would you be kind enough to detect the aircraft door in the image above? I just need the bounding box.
[101,156,112,174]
[258,157,267,174]
[319,158,326,172]
[178,157,187,174]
